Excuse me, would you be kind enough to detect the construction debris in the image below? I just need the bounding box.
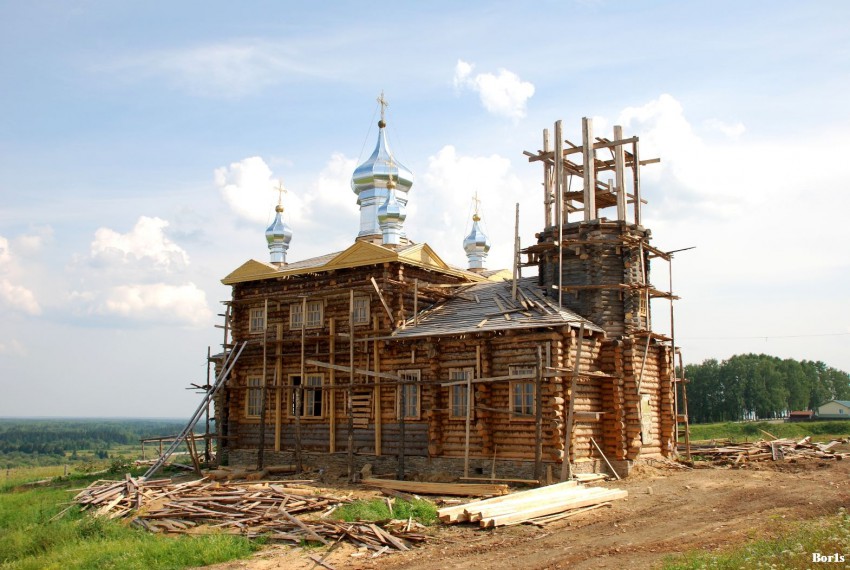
[71,477,427,553]
[361,478,508,497]
[690,437,848,464]
[437,480,627,528]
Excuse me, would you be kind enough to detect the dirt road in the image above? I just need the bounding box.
[201,459,850,570]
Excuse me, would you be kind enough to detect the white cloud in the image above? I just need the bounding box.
[12,226,53,255]
[100,40,317,98]
[0,235,41,315]
[94,283,213,328]
[703,118,746,138]
[90,216,189,271]
[453,59,535,121]
[412,145,528,269]
[216,156,303,225]
[0,279,41,315]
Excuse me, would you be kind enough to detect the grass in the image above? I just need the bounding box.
[662,509,850,569]
[688,420,850,443]
[334,498,438,526]
[0,467,257,570]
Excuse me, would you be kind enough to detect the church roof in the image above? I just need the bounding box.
[221,240,493,285]
[391,277,602,339]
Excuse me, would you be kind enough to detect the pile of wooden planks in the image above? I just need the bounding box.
[71,477,426,552]
[691,437,848,464]
[361,478,508,497]
[437,480,627,528]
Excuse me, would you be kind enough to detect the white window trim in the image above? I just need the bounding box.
[290,300,324,330]
[509,366,536,420]
[449,367,474,419]
[246,377,262,418]
[353,296,370,325]
[249,307,266,334]
[397,369,421,420]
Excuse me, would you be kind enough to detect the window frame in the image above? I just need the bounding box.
[509,366,536,420]
[248,307,266,334]
[397,369,421,420]
[449,367,474,419]
[288,373,324,418]
[352,296,370,325]
[246,377,263,418]
[290,300,324,330]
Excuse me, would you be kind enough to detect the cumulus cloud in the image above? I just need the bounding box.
[90,216,189,271]
[411,145,528,269]
[0,235,41,315]
[453,59,535,121]
[703,118,746,138]
[214,153,356,250]
[94,283,213,328]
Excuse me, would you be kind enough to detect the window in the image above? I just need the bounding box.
[246,377,262,417]
[353,296,370,325]
[306,301,323,328]
[449,368,474,418]
[289,303,303,329]
[397,370,421,419]
[249,308,266,333]
[290,301,323,329]
[510,366,536,418]
[290,374,323,417]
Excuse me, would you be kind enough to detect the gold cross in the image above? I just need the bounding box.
[472,191,482,216]
[377,91,388,123]
[275,179,287,205]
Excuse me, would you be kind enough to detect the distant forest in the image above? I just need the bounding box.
[0,418,191,466]
[685,354,850,423]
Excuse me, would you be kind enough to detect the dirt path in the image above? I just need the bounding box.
[200,460,850,570]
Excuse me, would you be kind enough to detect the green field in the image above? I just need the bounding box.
[663,509,850,569]
[0,466,255,570]
[688,420,850,442]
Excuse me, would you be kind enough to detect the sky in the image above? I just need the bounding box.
[1,1,848,418]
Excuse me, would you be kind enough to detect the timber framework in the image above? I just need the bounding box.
[205,110,690,483]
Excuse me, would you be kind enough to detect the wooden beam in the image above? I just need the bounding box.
[582,117,596,221]
[370,277,394,322]
[614,125,627,222]
[328,318,336,454]
[563,322,584,481]
[347,290,354,481]
[374,335,382,457]
[554,120,564,308]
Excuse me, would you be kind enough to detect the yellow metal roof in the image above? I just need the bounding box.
[221,240,493,285]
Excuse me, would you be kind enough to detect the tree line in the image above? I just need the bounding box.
[685,354,850,423]
[0,419,189,456]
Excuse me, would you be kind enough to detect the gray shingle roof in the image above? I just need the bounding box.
[392,277,601,339]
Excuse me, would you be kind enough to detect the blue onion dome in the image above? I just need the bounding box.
[377,179,407,224]
[463,213,491,255]
[351,120,414,198]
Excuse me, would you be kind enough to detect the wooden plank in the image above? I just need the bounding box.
[370,277,394,321]
[361,478,508,497]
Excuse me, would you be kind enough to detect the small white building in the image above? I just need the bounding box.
[817,400,850,419]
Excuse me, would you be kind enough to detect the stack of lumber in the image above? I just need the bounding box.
[691,437,848,464]
[437,480,627,528]
[362,478,508,497]
[71,478,425,552]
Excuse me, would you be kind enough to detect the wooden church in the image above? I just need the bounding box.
[212,102,684,481]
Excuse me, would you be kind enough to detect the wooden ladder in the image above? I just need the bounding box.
[142,340,248,480]
[675,349,691,460]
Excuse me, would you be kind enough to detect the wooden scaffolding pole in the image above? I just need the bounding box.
[554,120,564,308]
[296,296,306,473]
[614,125,627,222]
[374,334,382,456]
[512,203,519,300]
[533,345,543,482]
[543,127,552,228]
[347,290,355,481]
[562,322,585,481]
[274,322,282,452]
[582,117,596,221]
[329,319,336,453]
[632,140,642,225]
[257,299,268,470]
